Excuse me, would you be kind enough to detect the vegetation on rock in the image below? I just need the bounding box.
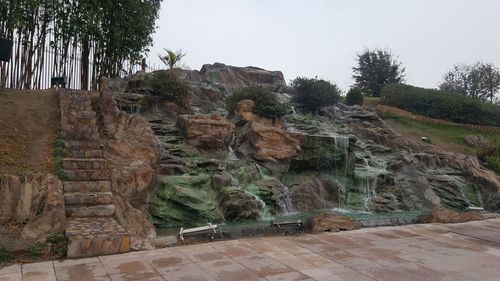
[478,142,500,174]
[52,138,69,181]
[345,87,364,106]
[290,77,341,113]
[25,244,43,259]
[353,48,405,97]
[0,247,12,263]
[159,49,187,69]
[226,86,290,119]
[381,84,500,126]
[147,70,191,108]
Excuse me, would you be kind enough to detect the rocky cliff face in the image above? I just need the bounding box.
[106,63,499,229]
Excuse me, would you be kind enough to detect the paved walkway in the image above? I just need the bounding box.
[1,219,500,281]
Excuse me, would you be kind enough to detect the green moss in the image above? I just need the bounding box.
[152,174,223,226]
[245,184,261,198]
[346,192,365,210]
[460,185,482,207]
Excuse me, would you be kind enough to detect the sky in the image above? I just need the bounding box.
[149,0,500,92]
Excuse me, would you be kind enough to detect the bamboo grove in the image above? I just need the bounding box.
[0,0,162,90]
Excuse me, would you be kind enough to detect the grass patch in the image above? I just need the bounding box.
[52,138,69,181]
[381,113,500,154]
[0,247,13,263]
[25,244,43,259]
[46,232,67,257]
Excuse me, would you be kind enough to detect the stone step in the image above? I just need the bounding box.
[62,116,97,126]
[61,124,99,133]
[63,181,112,193]
[64,169,110,181]
[66,217,130,258]
[64,192,113,205]
[62,158,107,170]
[66,204,115,217]
[61,131,100,141]
[64,140,102,150]
[67,148,103,158]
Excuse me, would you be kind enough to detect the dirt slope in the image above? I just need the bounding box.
[0,88,59,174]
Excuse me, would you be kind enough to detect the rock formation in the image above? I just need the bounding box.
[100,83,160,250]
[0,173,65,241]
[101,63,499,231]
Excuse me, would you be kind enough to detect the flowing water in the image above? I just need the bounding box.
[330,133,350,176]
[354,153,389,212]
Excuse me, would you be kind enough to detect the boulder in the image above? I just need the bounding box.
[0,173,65,241]
[305,213,356,233]
[235,118,301,168]
[234,99,256,122]
[285,175,341,211]
[176,114,235,150]
[464,135,490,148]
[151,175,223,226]
[420,207,483,223]
[200,63,287,93]
[219,187,264,221]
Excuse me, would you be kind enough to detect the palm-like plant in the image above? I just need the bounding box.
[159,49,186,69]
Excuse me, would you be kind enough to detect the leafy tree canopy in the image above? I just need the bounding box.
[353,48,405,97]
[440,62,500,103]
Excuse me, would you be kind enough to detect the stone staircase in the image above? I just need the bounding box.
[60,90,130,258]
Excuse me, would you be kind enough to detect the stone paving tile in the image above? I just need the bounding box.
[0,265,20,275]
[197,258,265,281]
[233,253,294,277]
[54,261,109,281]
[301,267,344,281]
[180,245,228,263]
[0,272,22,281]
[22,262,57,281]
[264,271,311,281]
[3,218,500,281]
[156,263,215,281]
[356,262,460,281]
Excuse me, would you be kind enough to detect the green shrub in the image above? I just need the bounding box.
[381,84,500,126]
[226,86,290,119]
[290,77,341,113]
[146,70,190,108]
[53,138,69,181]
[0,247,12,263]
[345,87,364,106]
[46,232,68,257]
[26,244,43,259]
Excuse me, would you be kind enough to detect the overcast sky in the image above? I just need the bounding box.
[149,0,500,92]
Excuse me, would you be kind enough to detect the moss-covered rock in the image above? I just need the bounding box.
[151,174,223,226]
[290,134,356,174]
[218,187,263,221]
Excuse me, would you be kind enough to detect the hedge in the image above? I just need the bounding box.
[381,84,500,127]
